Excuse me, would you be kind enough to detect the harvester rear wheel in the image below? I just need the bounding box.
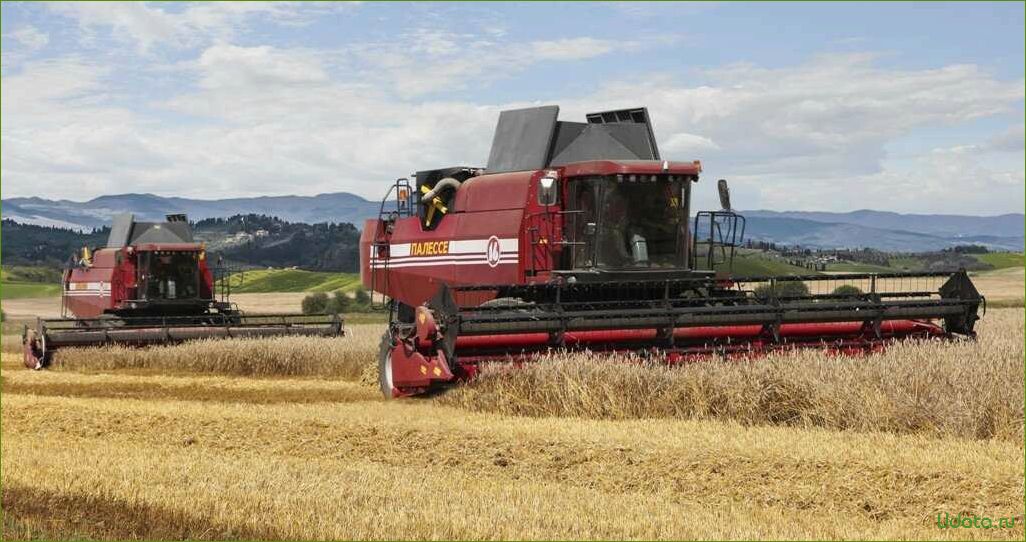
[378,330,396,399]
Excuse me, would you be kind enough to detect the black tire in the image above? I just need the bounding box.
[378,330,395,399]
[23,328,48,370]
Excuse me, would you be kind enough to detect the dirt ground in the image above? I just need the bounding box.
[971,267,1025,305]
[1,292,307,319]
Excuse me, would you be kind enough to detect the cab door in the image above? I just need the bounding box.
[524,173,562,280]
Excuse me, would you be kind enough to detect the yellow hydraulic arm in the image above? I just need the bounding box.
[421,185,448,226]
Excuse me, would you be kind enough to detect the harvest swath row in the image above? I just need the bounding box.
[24,106,984,396]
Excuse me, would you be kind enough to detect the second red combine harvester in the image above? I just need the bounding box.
[362,105,982,398]
[23,213,342,369]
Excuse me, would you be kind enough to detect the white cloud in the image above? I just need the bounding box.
[5,25,50,50]
[586,54,1024,171]
[985,123,1025,153]
[341,30,664,98]
[1,44,1023,216]
[609,1,721,18]
[1,57,114,109]
[662,132,721,154]
[193,44,329,89]
[1,57,170,198]
[531,38,617,61]
[49,2,182,52]
[849,144,1024,215]
[743,148,1024,216]
[2,24,51,72]
[46,1,355,52]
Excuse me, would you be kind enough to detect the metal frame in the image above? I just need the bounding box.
[369,178,414,311]
[26,312,343,357]
[432,270,981,353]
[692,210,746,271]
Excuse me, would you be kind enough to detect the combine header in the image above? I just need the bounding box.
[23,214,342,369]
[361,105,983,398]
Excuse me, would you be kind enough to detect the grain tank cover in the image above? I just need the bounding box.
[485,105,660,173]
[106,212,195,248]
[107,213,135,248]
[485,106,560,174]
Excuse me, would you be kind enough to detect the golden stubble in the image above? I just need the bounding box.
[1,310,1023,540]
[2,392,1024,540]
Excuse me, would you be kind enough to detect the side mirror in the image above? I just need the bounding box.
[538,176,558,206]
[717,179,731,211]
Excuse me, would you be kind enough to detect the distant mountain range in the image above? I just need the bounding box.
[742,213,1021,251]
[743,210,1023,238]
[2,192,1022,252]
[3,193,380,232]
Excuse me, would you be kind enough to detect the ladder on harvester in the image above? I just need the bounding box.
[211,263,243,313]
[370,178,414,312]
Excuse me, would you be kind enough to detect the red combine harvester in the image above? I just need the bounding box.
[23,213,342,369]
[361,106,983,398]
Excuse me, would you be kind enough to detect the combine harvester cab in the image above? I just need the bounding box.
[23,213,343,369]
[361,105,983,398]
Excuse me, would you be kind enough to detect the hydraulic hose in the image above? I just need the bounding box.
[422,177,462,201]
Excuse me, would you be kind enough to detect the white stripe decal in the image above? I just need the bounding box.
[385,238,518,257]
[370,237,519,268]
[383,252,517,262]
[370,258,517,269]
[65,281,111,296]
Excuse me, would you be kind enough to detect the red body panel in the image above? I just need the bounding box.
[62,245,214,318]
[452,320,943,350]
[362,170,540,307]
[561,159,701,177]
[361,162,704,307]
[451,171,532,211]
[63,250,118,318]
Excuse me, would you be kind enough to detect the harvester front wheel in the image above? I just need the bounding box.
[22,328,48,370]
[378,330,396,399]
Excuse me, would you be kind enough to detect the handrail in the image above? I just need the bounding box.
[370,178,413,311]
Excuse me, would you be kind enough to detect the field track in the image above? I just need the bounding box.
[0,292,309,319]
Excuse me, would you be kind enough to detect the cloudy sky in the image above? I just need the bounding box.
[2,1,1023,214]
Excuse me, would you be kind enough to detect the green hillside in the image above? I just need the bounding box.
[1,265,63,283]
[974,252,1024,270]
[1,265,63,299]
[0,265,363,297]
[1,282,61,299]
[230,269,363,293]
[824,261,896,273]
[717,251,816,277]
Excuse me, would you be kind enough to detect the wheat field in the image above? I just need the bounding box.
[2,312,1024,540]
[442,313,1025,442]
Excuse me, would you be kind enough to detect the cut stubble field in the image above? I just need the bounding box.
[2,309,1024,539]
